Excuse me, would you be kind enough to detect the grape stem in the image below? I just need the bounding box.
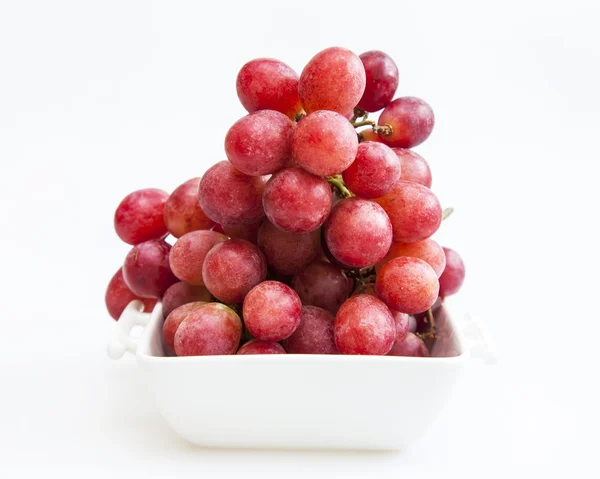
[442,207,454,221]
[350,118,394,137]
[326,175,353,198]
[350,108,368,123]
[418,308,437,341]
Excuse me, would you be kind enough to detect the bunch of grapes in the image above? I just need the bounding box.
[105,47,466,358]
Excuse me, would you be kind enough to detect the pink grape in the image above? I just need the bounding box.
[299,47,366,115]
[291,261,352,315]
[377,238,446,277]
[263,167,332,233]
[222,222,261,244]
[392,311,410,344]
[284,306,338,354]
[236,58,303,119]
[202,239,267,303]
[122,239,178,298]
[378,97,435,148]
[408,315,418,333]
[257,220,321,276]
[341,141,401,198]
[373,181,442,243]
[292,110,358,176]
[324,197,392,268]
[161,281,211,318]
[237,339,286,355]
[357,50,399,112]
[164,178,215,238]
[105,267,157,320]
[243,281,302,341]
[376,257,439,314]
[393,149,432,188]
[334,295,395,355]
[388,332,429,357]
[114,188,169,245]
[439,247,466,297]
[225,110,294,176]
[174,303,242,356]
[163,301,207,353]
[169,230,227,285]
[198,161,266,227]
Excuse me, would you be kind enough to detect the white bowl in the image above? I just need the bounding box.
[108,299,494,450]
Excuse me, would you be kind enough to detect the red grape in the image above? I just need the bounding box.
[225,110,294,176]
[263,167,332,233]
[377,238,446,277]
[392,311,410,344]
[299,47,366,115]
[341,141,400,198]
[378,97,435,148]
[388,332,429,357]
[174,303,242,356]
[169,230,227,285]
[162,301,207,353]
[122,239,178,298]
[359,128,382,143]
[290,261,352,315]
[376,257,439,314]
[324,197,392,268]
[292,110,358,176]
[357,50,399,112]
[236,58,303,119]
[439,247,466,298]
[198,161,266,227]
[164,178,215,238]
[393,149,432,188]
[105,267,157,320]
[334,295,395,355]
[222,222,261,244]
[202,239,267,303]
[373,181,442,243]
[237,339,286,355]
[408,315,417,333]
[243,281,302,341]
[114,188,169,245]
[284,306,338,354]
[161,281,211,318]
[257,220,321,276]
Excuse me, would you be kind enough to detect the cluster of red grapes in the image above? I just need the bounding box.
[105,47,466,358]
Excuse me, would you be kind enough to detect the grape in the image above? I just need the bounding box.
[291,110,358,176]
[388,332,429,357]
[392,311,410,344]
[225,110,294,176]
[243,281,302,341]
[222,222,261,244]
[257,220,321,276]
[236,58,303,119]
[263,167,332,233]
[299,47,366,115]
[161,281,211,318]
[377,238,446,277]
[373,181,441,243]
[162,301,207,353]
[169,230,227,285]
[376,257,439,314]
[284,306,338,354]
[174,303,242,356]
[164,178,215,238]
[198,161,266,227]
[122,239,178,298]
[358,128,382,143]
[439,247,466,297]
[324,197,392,268]
[114,188,169,245]
[334,295,395,355]
[237,339,286,355]
[105,267,157,320]
[290,261,352,314]
[357,50,399,112]
[341,141,400,198]
[378,97,435,148]
[408,315,418,333]
[202,239,267,303]
[393,149,432,188]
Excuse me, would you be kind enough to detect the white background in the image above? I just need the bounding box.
[1,0,599,476]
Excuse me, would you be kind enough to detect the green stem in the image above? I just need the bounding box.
[442,207,454,221]
[326,175,353,198]
[351,119,376,128]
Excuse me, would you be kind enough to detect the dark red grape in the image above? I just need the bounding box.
[164,178,215,238]
[114,188,169,245]
[439,247,466,298]
[169,230,227,285]
[284,306,338,354]
[388,332,429,357]
[378,97,434,148]
[263,167,332,233]
[393,149,432,188]
[163,301,208,353]
[290,261,352,314]
[408,315,417,333]
[377,238,446,277]
[105,267,157,320]
[222,222,261,244]
[237,339,286,355]
[357,50,399,112]
[122,239,178,298]
[161,281,211,318]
